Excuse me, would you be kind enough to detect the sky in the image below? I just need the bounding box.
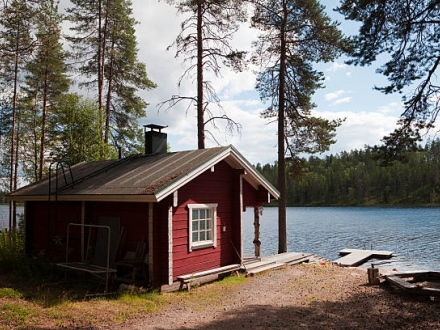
[65,0,411,165]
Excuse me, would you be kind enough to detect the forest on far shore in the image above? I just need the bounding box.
[3,139,440,207]
[256,139,440,207]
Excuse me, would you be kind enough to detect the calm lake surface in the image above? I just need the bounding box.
[2,204,439,272]
[0,204,24,230]
[243,207,440,272]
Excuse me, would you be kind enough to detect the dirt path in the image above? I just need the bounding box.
[108,264,440,330]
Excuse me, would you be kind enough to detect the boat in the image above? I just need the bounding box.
[384,271,440,297]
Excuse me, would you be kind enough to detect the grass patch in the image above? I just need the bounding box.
[1,231,248,329]
[219,274,247,286]
[0,302,40,328]
[0,287,22,299]
[0,269,167,329]
[167,274,248,312]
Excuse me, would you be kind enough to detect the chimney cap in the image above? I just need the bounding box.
[143,124,168,133]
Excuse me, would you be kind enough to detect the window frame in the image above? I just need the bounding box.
[188,203,218,252]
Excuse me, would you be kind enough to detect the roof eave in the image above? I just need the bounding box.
[228,145,280,200]
[8,194,157,203]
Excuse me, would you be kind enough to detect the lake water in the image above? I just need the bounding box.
[243,207,440,272]
[0,204,24,230]
[2,204,439,272]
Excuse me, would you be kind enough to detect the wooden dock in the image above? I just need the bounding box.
[333,248,393,267]
[244,252,314,276]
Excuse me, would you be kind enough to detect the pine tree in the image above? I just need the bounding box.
[337,1,440,163]
[164,0,246,149]
[67,0,155,155]
[251,0,347,253]
[21,0,70,181]
[0,0,36,229]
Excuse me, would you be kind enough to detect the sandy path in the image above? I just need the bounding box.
[109,264,440,330]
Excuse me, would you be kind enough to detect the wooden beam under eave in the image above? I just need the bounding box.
[8,194,158,203]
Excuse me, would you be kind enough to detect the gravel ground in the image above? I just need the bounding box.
[110,263,440,330]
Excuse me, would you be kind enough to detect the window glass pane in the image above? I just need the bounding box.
[189,205,217,247]
[192,221,198,231]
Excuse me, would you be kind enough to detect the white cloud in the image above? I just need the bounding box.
[326,62,347,73]
[325,90,346,101]
[378,101,403,115]
[317,110,400,154]
[331,97,352,106]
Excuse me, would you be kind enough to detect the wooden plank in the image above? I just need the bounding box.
[386,275,417,290]
[334,249,393,267]
[177,264,241,280]
[262,252,311,264]
[57,262,116,274]
[244,260,276,272]
[339,248,393,258]
[245,262,286,276]
[177,263,241,291]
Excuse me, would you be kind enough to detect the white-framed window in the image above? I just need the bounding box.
[188,203,217,251]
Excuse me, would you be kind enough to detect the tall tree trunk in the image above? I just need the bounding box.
[105,39,116,142]
[98,0,108,144]
[196,0,204,149]
[39,66,49,180]
[9,33,20,230]
[277,0,288,254]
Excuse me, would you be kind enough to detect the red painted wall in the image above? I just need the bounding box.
[25,160,269,287]
[25,201,150,263]
[168,161,243,282]
[26,201,83,260]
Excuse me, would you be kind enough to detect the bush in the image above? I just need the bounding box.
[0,228,24,271]
[0,227,64,282]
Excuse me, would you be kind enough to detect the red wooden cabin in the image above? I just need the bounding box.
[9,125,279,288]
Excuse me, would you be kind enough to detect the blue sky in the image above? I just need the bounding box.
[64,0,414,165]
[129,0,411,165]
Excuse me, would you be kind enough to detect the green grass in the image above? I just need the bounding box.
[0,287,22,299]
[0,229,249,328]
[1,302,38,324]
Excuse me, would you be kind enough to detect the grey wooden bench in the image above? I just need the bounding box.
[177,264,241,291]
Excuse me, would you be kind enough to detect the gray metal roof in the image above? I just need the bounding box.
[9,146,279,203]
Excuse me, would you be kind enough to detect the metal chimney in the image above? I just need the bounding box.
[144,124,168,155]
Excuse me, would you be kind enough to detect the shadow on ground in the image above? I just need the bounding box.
[150,286,440,330]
